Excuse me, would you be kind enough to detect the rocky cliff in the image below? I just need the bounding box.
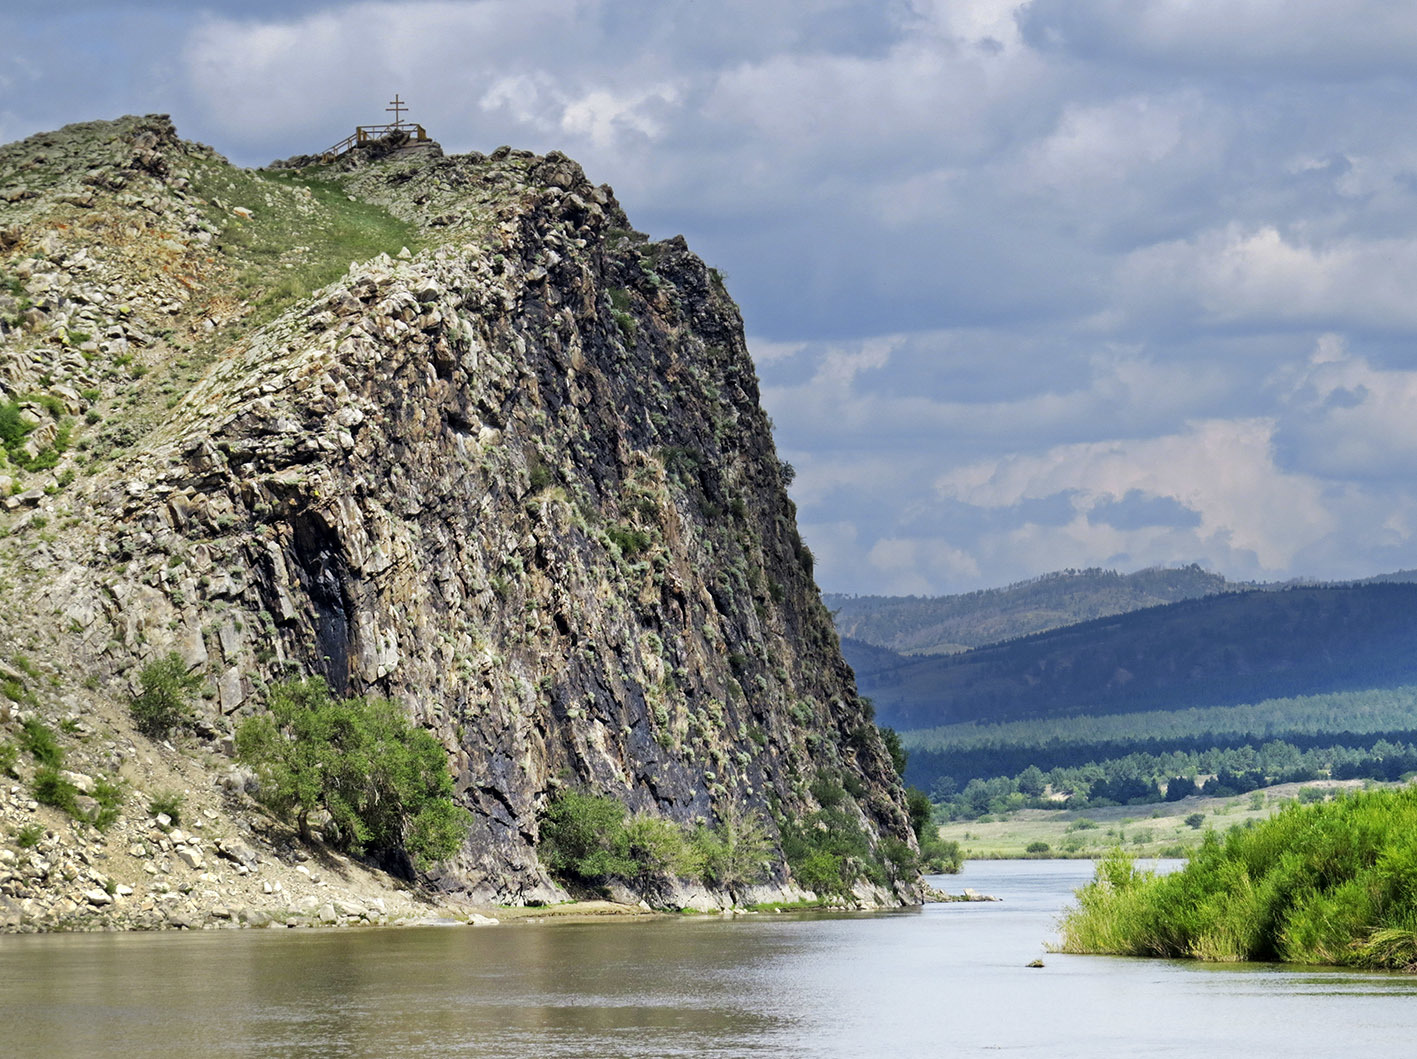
[0,115,917,927]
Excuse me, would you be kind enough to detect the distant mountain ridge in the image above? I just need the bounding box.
[825,564,1238,655]
[828,564,1417,657]
[845,582,1417,731]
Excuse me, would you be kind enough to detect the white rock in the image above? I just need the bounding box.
[58,770,95,795]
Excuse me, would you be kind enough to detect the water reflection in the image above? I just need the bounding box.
[1,861,1414,1058]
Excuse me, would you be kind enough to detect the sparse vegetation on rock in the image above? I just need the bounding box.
[0,113,918,929]
[130,653,201,739]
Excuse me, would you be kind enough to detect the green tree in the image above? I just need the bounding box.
[1017,765,1047,798]
[906,786,933,837]
[905,786,962,874]
[623,812,692,885]
[538,788,637,884]
[235,677,469,871]
[692,802,773,893]
[879,726,907,776]
[130,653,202,738]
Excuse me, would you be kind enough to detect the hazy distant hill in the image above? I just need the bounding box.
[825,564,1235,655]
[847,583,1417,730]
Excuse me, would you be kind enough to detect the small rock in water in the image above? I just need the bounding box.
[1026,958,1044,968]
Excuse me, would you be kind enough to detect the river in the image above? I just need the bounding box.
[2,859,1414,1057]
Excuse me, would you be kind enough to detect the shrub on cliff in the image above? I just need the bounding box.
[31,767,77,814]
[538,789,638,885]
[130,653,201,738]
[235,677,470,872]
[780,804,881,899]
[691,803,773,892]
[20,717,63,767]
[624,812,694,885]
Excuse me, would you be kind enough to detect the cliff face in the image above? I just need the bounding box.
[0,115,916,922]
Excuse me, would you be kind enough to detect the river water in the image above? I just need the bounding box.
[2,859,1414,1058]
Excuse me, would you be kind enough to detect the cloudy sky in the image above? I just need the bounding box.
[5,1,1417,595]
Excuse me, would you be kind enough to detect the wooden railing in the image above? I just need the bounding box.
[322,122,430,158]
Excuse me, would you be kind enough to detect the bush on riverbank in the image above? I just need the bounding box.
[908,786,963,873]
[1057,786,1417,969]
[538,789,774,897]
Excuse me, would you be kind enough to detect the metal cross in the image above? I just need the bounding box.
[386,94,407,124]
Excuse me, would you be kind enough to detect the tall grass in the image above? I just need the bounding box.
[1057,786,1417,970]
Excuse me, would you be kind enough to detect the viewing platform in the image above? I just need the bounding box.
[321,95,436,160]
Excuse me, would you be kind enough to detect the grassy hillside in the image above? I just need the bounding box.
[829,565,1417,658]
[904,686,1417,755]
[936,779,1367,859]
[894,681,1417,833]
[900,686,1417,787]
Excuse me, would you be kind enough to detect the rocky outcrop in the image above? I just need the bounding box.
[0,115,918,923]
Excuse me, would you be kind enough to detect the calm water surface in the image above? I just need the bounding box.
[2,860,1414,1058]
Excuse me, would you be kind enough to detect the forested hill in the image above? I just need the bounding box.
[847,583,1417,730]
[824,564,1235,654]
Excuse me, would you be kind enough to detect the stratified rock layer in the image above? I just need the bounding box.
[0,115,917,917]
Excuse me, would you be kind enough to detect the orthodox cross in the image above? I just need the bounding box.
[385,95,408,125]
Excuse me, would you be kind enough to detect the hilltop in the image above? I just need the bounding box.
[0,115,917,930]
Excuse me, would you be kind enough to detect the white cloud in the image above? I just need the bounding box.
[7,0,1410,594]
[1270,335,1417,480]
[934,419,1334,573]
[183,1,607,148]
[865,537,983,595]
[559,83,680,148]
[747,337,808,365]
[1116,225,1417,332]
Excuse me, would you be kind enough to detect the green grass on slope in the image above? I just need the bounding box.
[191,161,425,328]
[1056,785,1417,969]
